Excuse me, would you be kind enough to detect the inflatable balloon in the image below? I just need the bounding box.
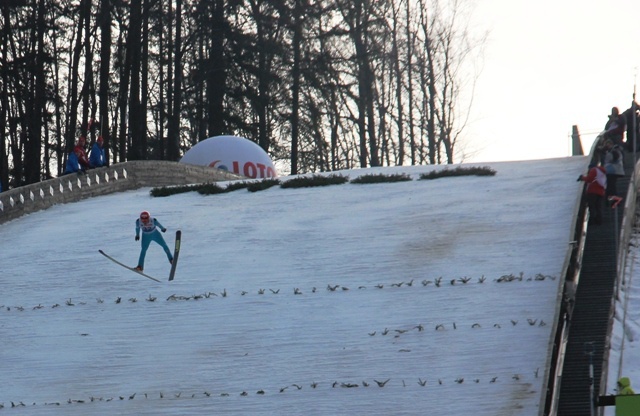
[180,135,278,179]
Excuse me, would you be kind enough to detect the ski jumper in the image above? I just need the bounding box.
[135,216,173,268]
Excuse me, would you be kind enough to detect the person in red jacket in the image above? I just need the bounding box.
[578,162,607,225]
[74,136,91,171]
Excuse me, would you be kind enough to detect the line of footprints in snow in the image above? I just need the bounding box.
[3,371,540,409]
[2,273,556,315]
[3,274,550,409]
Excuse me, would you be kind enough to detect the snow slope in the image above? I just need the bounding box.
[0,157,598,415]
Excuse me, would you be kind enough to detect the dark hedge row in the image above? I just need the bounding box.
[151,166,496,197]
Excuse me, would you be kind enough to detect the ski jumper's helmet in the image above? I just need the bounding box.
[140,211,150,222]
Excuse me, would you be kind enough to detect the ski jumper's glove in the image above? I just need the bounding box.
[135,235,140,241]
[576,175,582,182]
[161,228,167,233]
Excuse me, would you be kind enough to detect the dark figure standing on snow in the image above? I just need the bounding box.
[578,163,607,225]
[135,211,173,272]
[601,138,625,198]
[603,107,627,146]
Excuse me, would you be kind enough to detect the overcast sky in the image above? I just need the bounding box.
[463,0,640,163]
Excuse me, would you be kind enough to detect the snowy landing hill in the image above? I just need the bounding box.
[0,157,587,415]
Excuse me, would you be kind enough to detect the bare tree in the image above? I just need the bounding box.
[98,0,112,164]
[166,0,182,161]
[206,0,226,138]
[0,5,11,188]
[288,0,303,174]
[415,0,483,164]
[127,0,144,159]
[336,0,382,168]
[23,0,47,183]
[64,0,89,158]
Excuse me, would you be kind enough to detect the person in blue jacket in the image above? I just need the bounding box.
[134,211,173,272]
[64,149,82,174]
[64,136,89,174]
[90,136,106,168]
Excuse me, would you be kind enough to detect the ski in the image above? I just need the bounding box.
[99,249,161,283]
[168,230,181,281]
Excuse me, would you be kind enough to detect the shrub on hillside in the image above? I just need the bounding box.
[350,173,412,184]
[247,178,281,192]
[225,181,251,192]
[196,183,226,195]
[419,166,496,180]
[150,184,199,197]
[280,174,349,189]
[150,166,497,197]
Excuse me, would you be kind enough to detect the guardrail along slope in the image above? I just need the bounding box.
[555,151,635,415]
[0,161,243,225]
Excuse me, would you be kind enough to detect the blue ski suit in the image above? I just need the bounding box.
[135,217,173,268]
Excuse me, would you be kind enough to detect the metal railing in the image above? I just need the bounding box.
[542,133,607,416]
[597,153,640,415]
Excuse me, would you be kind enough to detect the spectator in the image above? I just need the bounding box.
[601,139,625,198]
[75,136,91,171]
[90,135,106,168]
[603,107,626,146]
[74,136,91,169]
[64,136,90,174]
[64,147,82,174]
[577,162,607,225]
[134,211,173,272]
[623,104,640,152]
[618,377,635,395]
